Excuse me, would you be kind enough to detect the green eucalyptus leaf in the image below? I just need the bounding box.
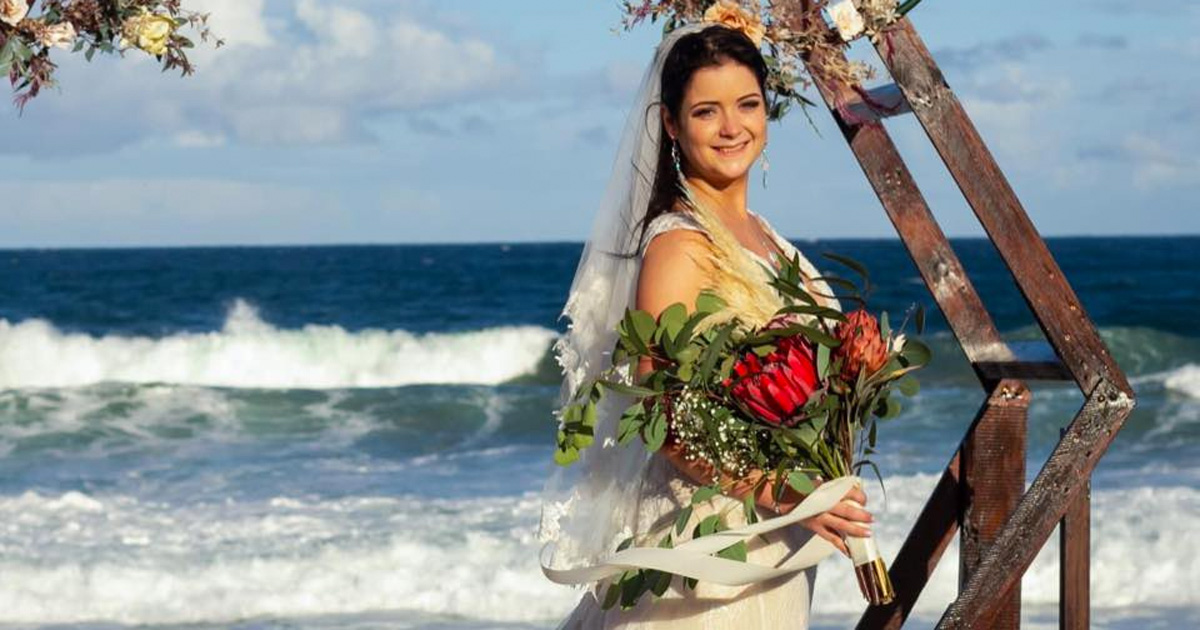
[779,303,848,322]
[716,540,748,562]
[619,570,647,609]
[898,375,920,396]
[630,309,657,348]
[796,324,841,348]
[617,405,645,445]
[821,252,871,291]
[602,380,659,398]
[674,505,694,535]
[695,291,726,313]
[650,567,672,596]
[553,446,579,466]
[601,581,621,609]
[677,362,693,381]
[644,411,667,452]
[658,303,687,340]
[691,485,720,505]
[787,471,816,495]
[900,338,932,367]
[697,324,733,380]
[695,514,721,537]
[742,491,758,525]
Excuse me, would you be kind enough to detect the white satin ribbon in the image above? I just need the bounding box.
[541,476,858,587]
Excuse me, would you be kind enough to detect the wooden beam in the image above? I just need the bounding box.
[959,379,1029,630]
[1060,478,1091,629]
[868,20,1132,397]
[794,25,1008,381]
[935,380,1134,629]
[974,341,1072,382]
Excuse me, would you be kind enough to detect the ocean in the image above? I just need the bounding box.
[0,236,1195,629]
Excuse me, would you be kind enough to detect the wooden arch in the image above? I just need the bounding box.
[787,6,1137,629]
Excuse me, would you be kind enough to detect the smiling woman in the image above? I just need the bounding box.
[542,21,871,630]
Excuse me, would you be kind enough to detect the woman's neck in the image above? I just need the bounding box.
[683,173,750,221]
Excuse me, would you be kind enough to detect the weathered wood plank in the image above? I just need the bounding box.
[974,341,1072,382]
[936,380,1134,629]
[794,24,1007,378]
[960,379,1029,630]
[868,19,1132,397]
[1060,478,1091,630]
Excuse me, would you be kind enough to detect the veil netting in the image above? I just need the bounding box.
[537,22,713,575]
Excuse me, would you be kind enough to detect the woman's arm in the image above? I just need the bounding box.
[636,230,805,513]
[636,228,873,554]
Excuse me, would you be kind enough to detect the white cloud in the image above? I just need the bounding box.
[1122,133,1200,189]
[958,64,1071,167]
[188,0,274,49]
[0,178,343,247]
[0,0,519,154]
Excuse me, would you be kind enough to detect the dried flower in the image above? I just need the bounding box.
[39,22,78,50]
[829,0,866,42]
[702,0,766,47]
[0,0,28,27]
[120,9,178,57]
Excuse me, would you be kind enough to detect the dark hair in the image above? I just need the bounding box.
[621,25,769,258]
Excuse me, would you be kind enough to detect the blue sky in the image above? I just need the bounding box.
[1,0,1198,247]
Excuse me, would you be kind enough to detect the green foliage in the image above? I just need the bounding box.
[551,245,934,610]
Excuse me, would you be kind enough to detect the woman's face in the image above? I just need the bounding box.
[664,60,767,188]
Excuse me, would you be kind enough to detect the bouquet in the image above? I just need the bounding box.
[554,250,930,609]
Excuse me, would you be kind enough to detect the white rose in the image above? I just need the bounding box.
[0,0,29,27]
[39,22,77,50]
[829,0,866,43]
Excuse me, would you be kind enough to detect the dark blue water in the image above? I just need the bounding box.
[0,236,1195,628]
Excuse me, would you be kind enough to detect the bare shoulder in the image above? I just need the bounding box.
[636,227,712,318]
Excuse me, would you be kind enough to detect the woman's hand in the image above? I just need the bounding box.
[798,485,873,557]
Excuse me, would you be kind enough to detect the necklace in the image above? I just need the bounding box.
[746,211,781,262]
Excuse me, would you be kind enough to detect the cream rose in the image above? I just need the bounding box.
[829,0,866,42]
[0,0,29,27]
[120,10,176,57]
[39,21,77,50]
[702,0,766,47]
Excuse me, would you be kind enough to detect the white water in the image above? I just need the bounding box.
[0,300,556,389]
[0,475,1196,625]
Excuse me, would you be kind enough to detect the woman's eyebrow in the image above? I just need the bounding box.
[689,93,762,109]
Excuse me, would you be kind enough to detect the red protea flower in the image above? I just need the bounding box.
[834,308,888,381]
[721,334,819,427]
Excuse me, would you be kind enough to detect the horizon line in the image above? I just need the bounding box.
[0,232,1196,252]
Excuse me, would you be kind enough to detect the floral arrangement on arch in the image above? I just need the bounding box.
[0,0,221,110]
[619,0,923,125]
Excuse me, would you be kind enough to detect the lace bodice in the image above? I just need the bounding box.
[639,210,841,312]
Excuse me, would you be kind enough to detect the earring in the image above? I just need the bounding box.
[761,145,770,189]
[671,139,684,181]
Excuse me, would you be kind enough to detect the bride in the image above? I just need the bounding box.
[541,21,874,629]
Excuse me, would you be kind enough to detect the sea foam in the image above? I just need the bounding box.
[0,477,1196,624]
[0,300,556,389]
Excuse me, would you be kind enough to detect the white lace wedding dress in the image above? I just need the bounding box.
[557,210,840,630]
